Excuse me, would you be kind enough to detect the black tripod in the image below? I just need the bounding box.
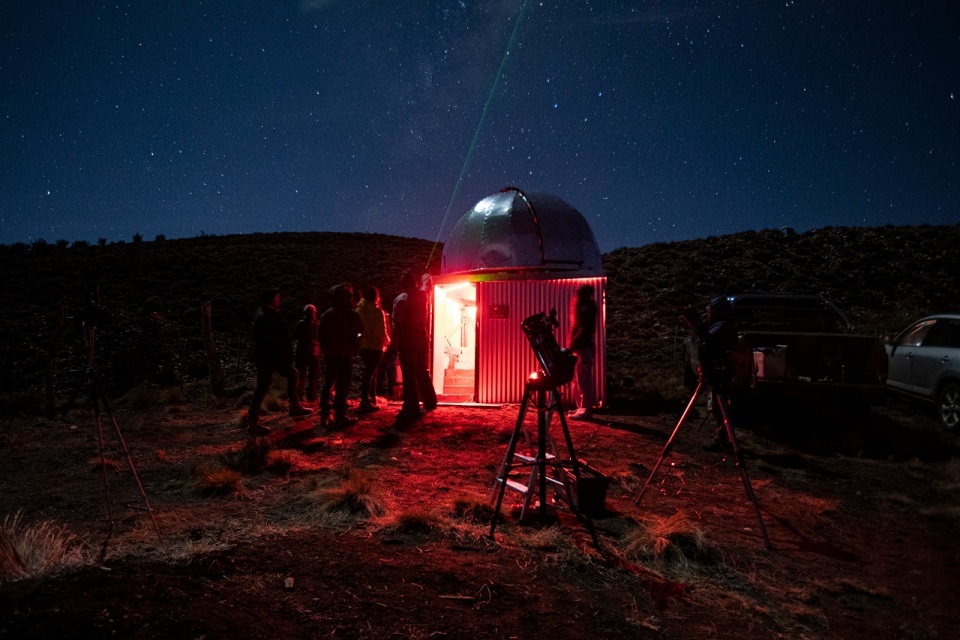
[490,371,598,546]
[69,302,162,554]
[635,372,771,549]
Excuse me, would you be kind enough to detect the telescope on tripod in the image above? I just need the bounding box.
[489,310,598,546]
[66,285,162,557]
[636,304,771,549]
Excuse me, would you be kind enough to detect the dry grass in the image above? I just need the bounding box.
[194,462,245,496]
[309,467,385,518]
[377,508,445,535]
[264,449,308,476]
[623,511,714,577]
[450,493,496,524]
[226,438,272,475]
[919,503,960,522]
[607,469,643,493]
[832,577,892,599]
[516,525,568,551]
[0,511,86,583]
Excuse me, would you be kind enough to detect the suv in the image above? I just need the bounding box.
[885,314,960,431]
[684,294,888,410]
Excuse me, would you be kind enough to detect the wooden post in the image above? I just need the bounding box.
[201,301,225,397]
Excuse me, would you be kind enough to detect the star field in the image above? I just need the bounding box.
[1,1,957,252]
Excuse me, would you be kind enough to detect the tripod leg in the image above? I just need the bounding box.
[636,380,705,504]
[97,381,163,545]
[535,388,550,524]
[92,390,115,562]
[715,393,772,549]
[555,398,599,547]
[491,387,532,538]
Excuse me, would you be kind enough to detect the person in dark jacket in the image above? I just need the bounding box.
[248,288,312,436]
[318,284,364,427]
[293,304,320,403]
[568,284,598,420]
[392,270,437,419]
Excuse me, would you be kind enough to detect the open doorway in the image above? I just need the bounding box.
[432,282,477,402]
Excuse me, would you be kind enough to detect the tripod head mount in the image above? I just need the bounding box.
[680,306,734,386]
[81,285,104,368]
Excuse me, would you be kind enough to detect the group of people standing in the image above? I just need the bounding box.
[246,270,437,436]
[247,273,600,436]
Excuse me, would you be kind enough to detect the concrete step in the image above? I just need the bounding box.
[438,393,473,403]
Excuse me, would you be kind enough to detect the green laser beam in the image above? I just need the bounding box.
[426,0,532,270]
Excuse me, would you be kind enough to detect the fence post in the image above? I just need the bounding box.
[201,301,225,397]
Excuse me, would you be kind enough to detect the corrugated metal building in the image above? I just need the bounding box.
[431,187,606,406]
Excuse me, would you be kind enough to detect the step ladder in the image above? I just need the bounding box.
[493,450,566,521]
[489,374,598,546]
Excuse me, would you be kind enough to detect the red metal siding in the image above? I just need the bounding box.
[475,277,606,405]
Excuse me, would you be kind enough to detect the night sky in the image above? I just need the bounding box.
[2,1,957,252]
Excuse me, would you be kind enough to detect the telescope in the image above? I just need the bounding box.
[520,310,577,387]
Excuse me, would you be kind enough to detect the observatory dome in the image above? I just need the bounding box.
[441,189,602,275]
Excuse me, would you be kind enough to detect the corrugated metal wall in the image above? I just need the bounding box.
[475,276,606,405]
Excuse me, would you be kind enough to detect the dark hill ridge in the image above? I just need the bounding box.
[0,232,435,398]
[1,225,959,407]
[603,225,960,396]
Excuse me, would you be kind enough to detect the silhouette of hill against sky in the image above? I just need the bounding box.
[1,225,958,407]
[603,225,960,403]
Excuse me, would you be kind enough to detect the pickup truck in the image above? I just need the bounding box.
[683,294,888,409]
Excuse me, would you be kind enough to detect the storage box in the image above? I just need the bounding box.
[562,463,609,516]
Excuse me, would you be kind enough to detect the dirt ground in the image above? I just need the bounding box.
[1,390,959,639]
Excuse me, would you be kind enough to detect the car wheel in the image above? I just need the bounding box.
[937,382,960,432]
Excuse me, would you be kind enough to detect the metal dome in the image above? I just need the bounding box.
[441,188,602,275]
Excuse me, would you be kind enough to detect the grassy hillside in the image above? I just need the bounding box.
[2,225,959,411]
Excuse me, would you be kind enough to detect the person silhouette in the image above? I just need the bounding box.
[247,288,312,435]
